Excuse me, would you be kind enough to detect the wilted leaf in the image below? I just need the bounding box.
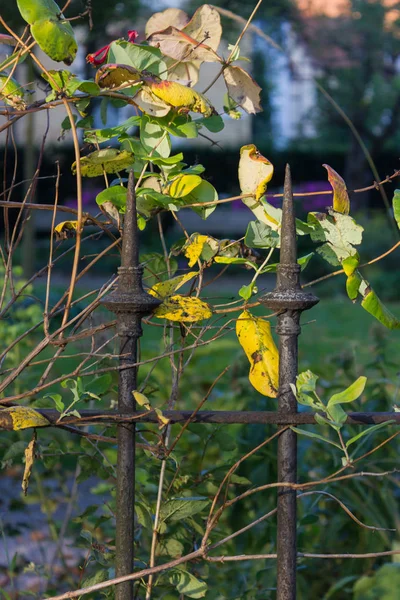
[22,435,36,496]
[147,5,221,63]
[183,234,208,267]
[224,66,262,114]
[236,310,279,397]
[53,219,91,240]
[239,145,274,201]
[164,58,201,86]
[145,7,190,37]
[0,407,49,431]
[133,87,171,117]
[154,295,212,322]
[0,74,26,109]
[148,271,198,298]
[31,17,77,65]
[95,63,141,89]
[323,164,350,215]
[72,149,134,177]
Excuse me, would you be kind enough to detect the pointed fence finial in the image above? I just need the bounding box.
[279,164,297,266]
[260,164,319,311]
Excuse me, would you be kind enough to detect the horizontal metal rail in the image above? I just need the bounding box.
[2,409,398,427]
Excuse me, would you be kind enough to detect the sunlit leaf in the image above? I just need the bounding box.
[236,310,279,397]
[181,179,218,219]
[239,145,274,201]
[308,210,363,266]
[327,376,367,407]
[72,149,134,177]
[146,79,215,117]
[145,7,190,37]
[133,87,171,117]
[95,63,141,89]
[183,234,209,267]
[147,5,221,63]
[140,116,171,158]
[323,164,350,215]
[31,17,77,65]
[361,288,400,329]
[54,220,80,240]
[154,295,212,322]
[224,66,262,114]
[148,271,198,298]
[169,174,202,198]
[0,407,49,431]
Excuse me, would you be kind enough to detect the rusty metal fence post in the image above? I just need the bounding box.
[261,165,319,600]
[101,171,161,600]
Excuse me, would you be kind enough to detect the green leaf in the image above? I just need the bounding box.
[245,220,280,249]
[361,288,400,329]
[346,271,362,301]
[159,497,209,524]
[31,17,77,65]
[169,569,207,599]
[291,427,342,449]
[182,179,218,219]
[107,40,166,77]
[140,116,171,158]
[195,114,224,132]
[96,186,127,213]
[169,174,202,198]
[308,211,363,265]
[345,421,394,449]
[86,374,112,397]
[84,116,141,143]
[214,256,257,268]
[239,282,256,300]
[158,538,184,558]
[393,189,400,229]
[81,569,108,587]
[136,501,153,530]
[44,393,64,412]
[297,370,318,394]
[327,376,367,407]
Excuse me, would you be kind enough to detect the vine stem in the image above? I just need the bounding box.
[202,0,263,95]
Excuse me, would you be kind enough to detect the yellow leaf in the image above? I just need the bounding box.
[184,234,209,267]
[0,407,50,431]
[72,149,134,178]
[239,144,274,201]
[154,295,212,322]
[22,434,36,496]
[323,164,350,215]
[148,271,198,299]
[95,63,141,89]
[133,390,151,409]
[169,174,202,198]
[0,74,26,109]
[236,310,279,397]
[146,80,215,117]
